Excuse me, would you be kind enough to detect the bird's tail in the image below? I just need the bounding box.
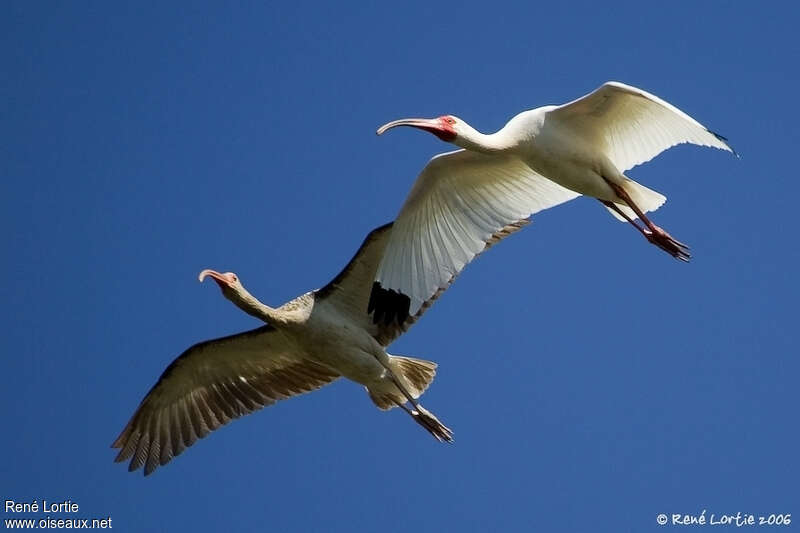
[368,355,437,410]
[605,177,667,222]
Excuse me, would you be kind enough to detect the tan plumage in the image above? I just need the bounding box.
[112,326,339,474]
[114,220,530,475]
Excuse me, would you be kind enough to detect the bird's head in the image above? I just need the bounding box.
[198,269,243,300]
[376,115,463,143]
[199,269,274,321]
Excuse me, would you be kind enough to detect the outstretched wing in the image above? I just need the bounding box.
[313,223,404,345]
[371,149,580,320]
[548,81,735,172]
[112,325,339,475]
[317,221,471,345]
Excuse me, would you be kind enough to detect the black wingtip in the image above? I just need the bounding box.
[708,128,740,158]
[368,282,410,327]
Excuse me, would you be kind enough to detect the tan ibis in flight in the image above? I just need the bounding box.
[113,222,525,475]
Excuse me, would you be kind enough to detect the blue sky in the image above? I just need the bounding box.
[3,2,798,531]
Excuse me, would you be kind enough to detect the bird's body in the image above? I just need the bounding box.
[246,292,381,384]
[296,295,393,386]
[371,81,736,323]
[498,108,618,199]
[113,223,456,476]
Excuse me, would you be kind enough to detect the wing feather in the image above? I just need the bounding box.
[549,81,735,172]
[315,151,577,346]
[112,325,340,475]
[373,149,580,317]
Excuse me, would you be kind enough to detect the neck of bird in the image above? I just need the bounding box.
[231,290,290,326]
[455,125,517,154]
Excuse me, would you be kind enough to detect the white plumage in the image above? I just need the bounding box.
[371,81,735,320]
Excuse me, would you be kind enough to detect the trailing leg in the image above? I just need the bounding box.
[397,402,454,443]
[367,355,453,443]
[603,182,690,261]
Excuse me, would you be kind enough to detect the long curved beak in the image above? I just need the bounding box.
[198,269,232,288]
[376,117,440,136]
[198,269,219,283]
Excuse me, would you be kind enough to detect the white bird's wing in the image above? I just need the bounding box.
[371,149,580,320]
[315,223,426,345]
[112,325,339,475]
[548,81,735,172]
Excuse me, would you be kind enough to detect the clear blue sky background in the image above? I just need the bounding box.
[3,2,798,531]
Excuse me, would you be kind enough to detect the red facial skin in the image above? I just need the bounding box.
[376,115,457,142]
[425,116,457,142]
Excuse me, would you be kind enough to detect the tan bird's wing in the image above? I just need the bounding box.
[112,325,339,475]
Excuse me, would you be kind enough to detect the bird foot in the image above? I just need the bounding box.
[645,226,690,262]
[411,405,454,443]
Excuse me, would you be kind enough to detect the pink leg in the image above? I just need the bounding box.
[603,183,690,262]
[602,201,650,238]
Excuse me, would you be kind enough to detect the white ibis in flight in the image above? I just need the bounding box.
[368,81,736,325]
[114,222,517,475]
